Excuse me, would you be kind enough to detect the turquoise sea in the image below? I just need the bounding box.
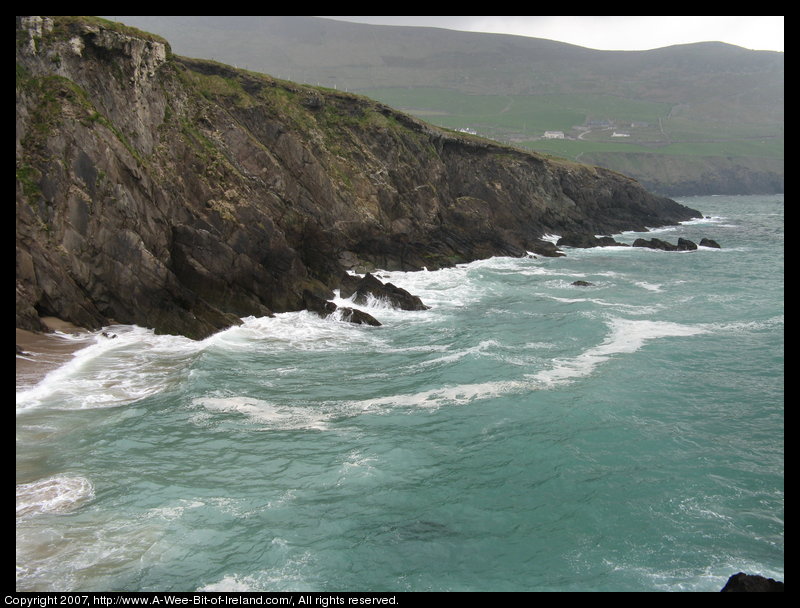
[16,194,784,592]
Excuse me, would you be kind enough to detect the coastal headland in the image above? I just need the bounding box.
[17,16,701,341]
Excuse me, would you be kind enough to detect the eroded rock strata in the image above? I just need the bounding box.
[16,17,701,339]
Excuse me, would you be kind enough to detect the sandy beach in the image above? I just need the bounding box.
[16,318,97,390]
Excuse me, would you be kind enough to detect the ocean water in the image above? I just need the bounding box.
[16,195,784,592]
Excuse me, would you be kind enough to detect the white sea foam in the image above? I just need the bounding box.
[681,215,737,228]
[192,396,332,430]
[345,316,708,411]
[702,315,784,334]
[597,553,784,592]
[350,379,526,411]
[143,497,257,521]
[413,339,501,368]
[198,574,259,592]
[16,325,202,411]
[18,312,389,412]
[633,281,663,292]
[142,499,206,521]
[229,311,385,352]
[335,449,379,487]
[516,266,570,277]
[547,295,662,315]
[16,507,169,591]
[643,225,678,234]
[16,474,95,517]
[375,259,506,309]
[197,552,315,592]
[333,289,402,312]
[531,317,708,387]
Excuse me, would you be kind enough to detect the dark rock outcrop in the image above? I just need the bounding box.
[336,307,382,327]
[557,233,720,253]
[302,290,337,318]
[302,289,381,326]
[16,16,702,340]
[571,280,594,287]
[633,237,679,251]
[557,233,628,248]
[720,573,784,592]
[633,237,717,251]
[345,273,430,311]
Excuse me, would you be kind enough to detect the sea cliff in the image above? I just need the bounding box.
[16,17,701,339]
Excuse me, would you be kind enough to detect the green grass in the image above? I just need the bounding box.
[360,86,783,162]
[47,16,170,49]
[361,88,673,133]
[16,164,42,200]
[661,117,784,141]
[527,137,783,160]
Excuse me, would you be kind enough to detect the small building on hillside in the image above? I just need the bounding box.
[543,131,565,139]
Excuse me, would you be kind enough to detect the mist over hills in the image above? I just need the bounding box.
[103,16,783,195]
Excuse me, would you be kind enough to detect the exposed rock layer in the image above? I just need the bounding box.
[16,17,702,339]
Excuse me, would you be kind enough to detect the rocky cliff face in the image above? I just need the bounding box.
[16,17,701,339]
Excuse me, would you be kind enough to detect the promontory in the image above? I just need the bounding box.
[16,16,701,339]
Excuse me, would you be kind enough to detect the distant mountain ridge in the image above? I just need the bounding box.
[103,16,784,195]
[102,17,782,121]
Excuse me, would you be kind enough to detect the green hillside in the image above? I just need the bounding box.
[101,16,784,195]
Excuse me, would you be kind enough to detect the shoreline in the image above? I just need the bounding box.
[16,318,96,391]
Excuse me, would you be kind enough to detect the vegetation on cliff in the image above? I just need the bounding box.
[104,16,784,196]
[16,16,701,339]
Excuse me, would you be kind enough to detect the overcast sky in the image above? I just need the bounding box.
[320,16,784,52]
